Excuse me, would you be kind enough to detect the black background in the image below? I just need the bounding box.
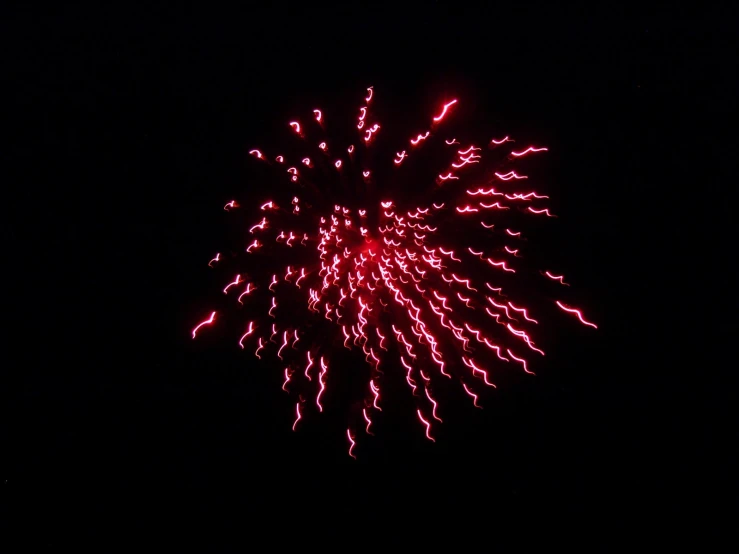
[6,2,737,543]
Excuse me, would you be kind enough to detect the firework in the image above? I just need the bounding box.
[191,86,597,458]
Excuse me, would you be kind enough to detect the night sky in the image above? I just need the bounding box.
[7,3,736,542]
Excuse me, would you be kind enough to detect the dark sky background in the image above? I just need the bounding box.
[6,3,737,543]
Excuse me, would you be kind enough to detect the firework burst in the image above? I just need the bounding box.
[191,85,597,458]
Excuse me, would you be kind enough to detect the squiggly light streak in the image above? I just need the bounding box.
[194,85,595,455]
[543,271,569,285]
[417,410,435,442]
[347,429,357,458]
[462,383,482,408]
[292,403,302,431]
[192,311,216,339]
[433,99,457,122]
[363,408,373,435]
[511,146,548,157]
[556,301,598,328]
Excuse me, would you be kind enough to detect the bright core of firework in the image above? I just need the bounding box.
[193,86,597,459]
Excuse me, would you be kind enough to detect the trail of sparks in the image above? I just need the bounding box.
[192,86,597,457]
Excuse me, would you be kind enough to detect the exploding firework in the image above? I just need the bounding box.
[191,85,597,458]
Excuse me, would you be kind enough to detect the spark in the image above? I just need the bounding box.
[433,99,458,122]
[462,383,482,408]
[255,338,265,359]
[543,271,569,286]
[316,357,328,411]
[495,171,527,180]
[511,146,548,157]
[292,403,302,431]
[506,349,534,375]
[363,408,374,435]
[410,132,430,145]
[192,85,596,455]
[556,301,598,328]
[425,387,442,422]
[191,311,215,339]
[223,275,242,294]
[238,322,255,348]
[347,429,357,459]
[528,207,555,217]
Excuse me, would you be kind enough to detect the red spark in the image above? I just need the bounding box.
[417,409,435,442]
[425,387,442,422]
[495,171,527,180]
[543,271,570,286]
[556,301,598,329]
[511,146,548,157]
[363,408,374,435]
[316,357,327,412]
[238,322,255,348]
[504,349,532,375]
[528,207,556,217]
[347,429,357,459]
[292,403,302,431]
[410,132,430,145]
[433,99,458,122]
[462,383,482,408]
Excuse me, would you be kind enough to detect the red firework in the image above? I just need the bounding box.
[191,85,597,459]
